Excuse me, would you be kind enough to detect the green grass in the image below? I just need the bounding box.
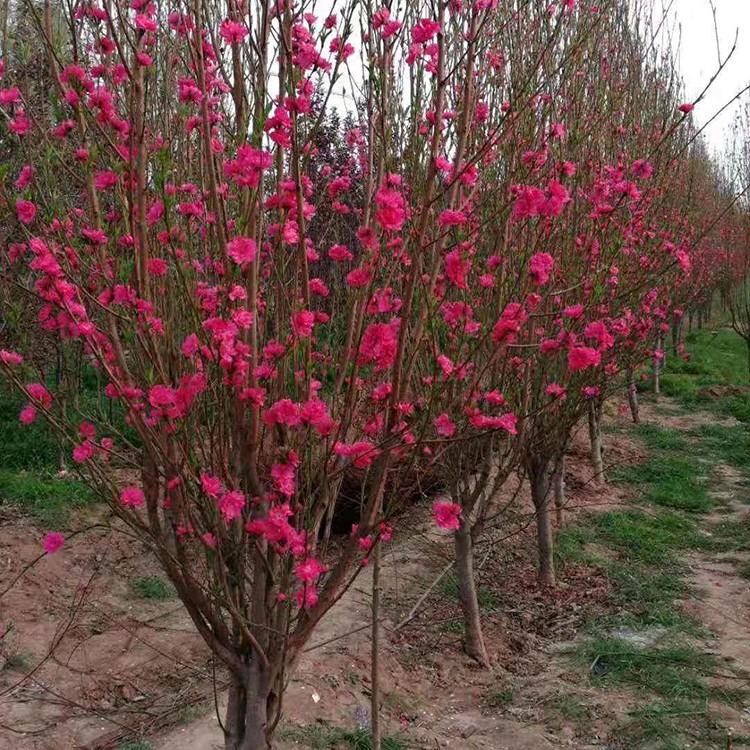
[660,329,750,425]
[280,723,406,750]
[482,686,515,710]
[544,693,590,727]
[0,385,63,471]
[555,354,750,749]
[622,700,734,750]
[577,636,740,703]
[0,468,94,527]
[117,742,153,750]
[1,651,32,672]
[130,576,176,600]
[611,437,712,513]
[691,423,750,474]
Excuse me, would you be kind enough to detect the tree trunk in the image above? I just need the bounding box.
[453,523,490,666]
[528,455,555,587]
[553,455,565,527]
[653,333,662,395]
[224,663,272,750]
[627,368,640,424]
[371,541,382,750]
[588,401,605,484]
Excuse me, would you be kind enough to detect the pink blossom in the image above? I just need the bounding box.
[26,383,52,408]
[227,236,257,265]
[412,18,441,43]
[358,321,399,370]
[0,350,23,366]
[15,199,36,224]
[220,19,248,44]
[201,473,223,497]
[434,413,456,438]
[445,249,470,289]
[432,501,461,530]
[19,405,37,424]
[263,399,302,427]
[271,456,298,497]
[294,557,326,583]
[291,310,315,338]
[72,442,95,463]
[42,532,65,554]
[329,243,352,262]
[120,486,145,507]
[218,490,246,522]
[438,209,467,227]
[528,252,554,285]
[375,183,407,231]
[334,440,380,468]
[492,303,527,345]
[678,102,694,114]
[567,346,601,372]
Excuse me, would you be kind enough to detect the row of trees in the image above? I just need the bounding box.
[0,0,747,748]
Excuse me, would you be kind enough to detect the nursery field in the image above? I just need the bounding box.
[2,1,750,748]
[2,328,749,750]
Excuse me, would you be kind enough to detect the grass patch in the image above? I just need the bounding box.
[692,424,750,474]
[590,510,705,565]
[130,576,176,600]
[612,452,712,513]
[0,386,63,471]
[1,651,32,672]
[621,700,734,750]
[660,329,750,425]
[482,686,515,710]
[117,742,153,750]
[0,469,94,528]
[578,635,745,706]
[280,723,406,750]
[544,693,590,727]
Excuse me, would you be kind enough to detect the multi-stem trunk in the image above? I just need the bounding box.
[453,521,490,666]
[627,367,640,424]
[224,661,273,750]
[528,455,555,587]
[588,401,605,484]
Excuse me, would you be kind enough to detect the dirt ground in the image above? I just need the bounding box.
[1,397,748,750]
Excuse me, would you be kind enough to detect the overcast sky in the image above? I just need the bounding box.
[670,0,750,155]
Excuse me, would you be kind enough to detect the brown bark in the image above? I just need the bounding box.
[528,455,555,587]
[588,401,605,484]
[553,455,565,527]
[453,522,490,666]
[627,368,640,424]
[371,542,382,750]
[224,662,272,750]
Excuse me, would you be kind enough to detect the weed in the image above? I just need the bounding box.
[280,723,406,750]
[130,576,176,600]
[1,651,31,672]
[117,741,153,750]
[482,686,515,710]
[0,469,94,527]
[544,693,590,726]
